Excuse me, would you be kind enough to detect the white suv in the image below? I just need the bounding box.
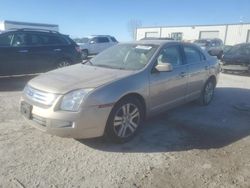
[77,35,118,59]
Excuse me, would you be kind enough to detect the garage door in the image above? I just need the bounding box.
[145,32,159,38]
[247,30,250,43]
[199,31,219,39]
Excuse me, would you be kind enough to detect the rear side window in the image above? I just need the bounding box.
[31,33,68,46]
[27,34,43,46]
[0,33,13,47]
[184,46,203,64]
[97,37,109,43]
[110,37,118,42]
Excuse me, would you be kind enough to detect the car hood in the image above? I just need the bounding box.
[28,64,135,94]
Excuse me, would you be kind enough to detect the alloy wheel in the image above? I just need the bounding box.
[113,103,140,138]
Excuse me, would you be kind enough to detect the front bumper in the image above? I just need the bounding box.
[20,97,113,139]
[221,64,250,71]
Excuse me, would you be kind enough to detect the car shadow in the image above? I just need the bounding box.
[77,87,250,153]
[0,75,36,92]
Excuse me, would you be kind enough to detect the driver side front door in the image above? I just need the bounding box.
[149,44,188,113]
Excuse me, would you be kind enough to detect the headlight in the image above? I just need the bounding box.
[60,89,93,111]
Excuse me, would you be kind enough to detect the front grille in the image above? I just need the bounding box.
[32,114,46,127]
[24,85,57,106]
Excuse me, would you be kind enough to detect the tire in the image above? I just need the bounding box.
[56,59,71,69]
[217,51,223,59]
[81,50,88,60]
[105,97,144,143]
[199,79,215,105]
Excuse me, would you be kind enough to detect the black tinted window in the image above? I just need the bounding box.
[32,33,67,45]
[0,33,13,46]
[12,33,28,47]
[240,45,250,55]
[111,37,117,42]
[157,45,182,66]
[27,34,42,46]
[184,46,202,64]
[97,37,109,43]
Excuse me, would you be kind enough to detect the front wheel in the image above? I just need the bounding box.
[56,59,71,69]
[105,98,144,143]
[81,50,88,60]
[199,79,215,105]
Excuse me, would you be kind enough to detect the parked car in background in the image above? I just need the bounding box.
[140,37,174,41]
[194,38,224,59]
[221,43,250,73]
[77,35,118,59]
[222,45,233,54]
[0,29,82,77]
[20,40,220,143]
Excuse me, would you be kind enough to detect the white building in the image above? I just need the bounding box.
[0,20,59,32]
[136,23,250,45]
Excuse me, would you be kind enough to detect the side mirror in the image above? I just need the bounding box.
[155,63,173,72]
[90,40,96,44]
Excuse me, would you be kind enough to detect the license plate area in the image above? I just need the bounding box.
[21,101,32,119]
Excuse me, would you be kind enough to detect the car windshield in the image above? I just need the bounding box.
[226,44,250,56]
[89,43,158,70]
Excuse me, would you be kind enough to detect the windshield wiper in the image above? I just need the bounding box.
[82,59,93,65]
[94,64,116,69]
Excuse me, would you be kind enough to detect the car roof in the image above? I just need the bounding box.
[128,40,185,46]
[1,28,60,35]
[195,38,222,42]
[89,35,114,38]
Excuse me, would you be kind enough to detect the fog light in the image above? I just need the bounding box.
[50,120,74,128]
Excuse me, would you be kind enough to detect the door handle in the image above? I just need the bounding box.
[204,66,209,70]
[179,72,186,77]
[18,50,29,53]
[53,48,62,52]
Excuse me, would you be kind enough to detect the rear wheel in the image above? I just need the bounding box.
[199,79,215,105]
[105,98,144,143]
[56,59,71,68]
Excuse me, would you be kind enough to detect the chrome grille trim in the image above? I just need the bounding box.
[24,85,57,106]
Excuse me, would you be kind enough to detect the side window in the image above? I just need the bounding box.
[110,37,118,42]
[38,34,67,45]
[0,33,13,47]
[27,33,43,46]
[157,45,182,66]
[184,46,202,64]
[12,33,28,47]
[49,35,67,45]
[90,37,98,43]
[199,51,206,61]
[97,37,109,43]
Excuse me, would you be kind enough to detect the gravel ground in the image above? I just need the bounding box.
[0,73,250,188]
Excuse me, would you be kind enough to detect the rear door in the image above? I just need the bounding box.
[183,44,210,101]
[25,32,68,73]
[149,44,188,112]
[95,37,110,52]
[88,37,101,54]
